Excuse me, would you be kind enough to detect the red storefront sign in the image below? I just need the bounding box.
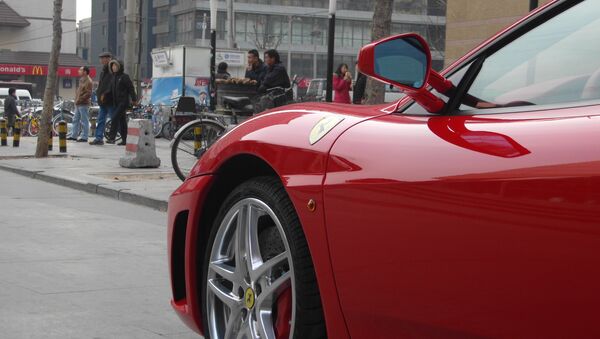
[0,64,96,77]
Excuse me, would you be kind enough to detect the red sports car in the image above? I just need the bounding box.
[168,1,600,338]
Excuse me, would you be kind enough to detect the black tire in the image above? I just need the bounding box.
[104,120,122,142]
[202,176,326,339]
[161,121,176,140]
[170,119,225,181]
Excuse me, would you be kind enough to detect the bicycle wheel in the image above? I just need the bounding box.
[152,115,163,138]
[104,120,122,142]
[161,121,176,140]
[171,119,226,181]
[28,115,40,136]
[52,112,81,138]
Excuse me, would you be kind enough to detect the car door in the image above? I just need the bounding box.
[323,1,600,338]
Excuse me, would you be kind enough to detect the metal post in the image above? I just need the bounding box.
[210,30,217,111]
[12,118,20,147]
[182,45,186,97]
[48,126,53,151]
[325,14,335,102]
[325,0,336,102]
[529,0,538,11]
[210,0,217,112]
[58,120,67,153]
[287,15,292,74]
[0,118,7,146]
[193,126,202,154]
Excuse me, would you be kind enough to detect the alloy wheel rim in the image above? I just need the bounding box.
[207,198,295,339]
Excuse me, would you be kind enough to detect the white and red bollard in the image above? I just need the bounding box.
[119,119,161,168]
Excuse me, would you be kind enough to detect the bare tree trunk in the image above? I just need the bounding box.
[35,0,62,158]
[364,0,393,105]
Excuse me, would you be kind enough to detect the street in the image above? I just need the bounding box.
[0,171,198,338]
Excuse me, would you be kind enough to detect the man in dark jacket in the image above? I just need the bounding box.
[244,49,267,85]
[3,88,20,134]
[106,59,137,145]
[258,49,292,107]
[90,52,114,145]
[353,72,367,104]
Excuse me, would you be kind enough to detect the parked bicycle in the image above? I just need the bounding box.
[170,86,295,181]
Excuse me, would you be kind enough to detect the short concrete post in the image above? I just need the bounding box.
[119,119,161,168]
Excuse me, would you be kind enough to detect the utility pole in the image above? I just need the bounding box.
[226,0,235,48]
[136,0,143,97]
[124,0,140,95]
[325,0,336,102]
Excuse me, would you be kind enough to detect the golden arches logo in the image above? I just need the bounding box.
[32,66,43,75]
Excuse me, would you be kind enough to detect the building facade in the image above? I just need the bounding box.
[153,0,447,78]
[77,17,92,63]
[0,0,91,99]
[90,0,156,80]
[444,0,552,67]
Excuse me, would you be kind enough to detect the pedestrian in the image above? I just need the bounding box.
[69,66,92,142]
[3,88,20,135]
[90,52,114,145]
[106,59,137,145]
[259,49,292,107]
[216,62,231,80]
[333,63,352,104]
[353,69,367,104]
[245,49,267,85]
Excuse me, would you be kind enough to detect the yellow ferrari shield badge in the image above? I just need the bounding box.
[309,116,344,145]
[245,288,255,309]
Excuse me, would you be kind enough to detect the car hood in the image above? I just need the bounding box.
[188,101,396,178]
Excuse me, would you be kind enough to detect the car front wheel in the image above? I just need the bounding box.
[203,177,326,339]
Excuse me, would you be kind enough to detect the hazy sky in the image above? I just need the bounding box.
[76,0,92,22]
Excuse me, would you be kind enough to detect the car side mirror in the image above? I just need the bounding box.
[357,33,446,113]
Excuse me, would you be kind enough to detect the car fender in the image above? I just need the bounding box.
[185,102,394,338]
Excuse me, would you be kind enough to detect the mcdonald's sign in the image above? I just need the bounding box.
[32,65,44,75]
[0,64,96,77]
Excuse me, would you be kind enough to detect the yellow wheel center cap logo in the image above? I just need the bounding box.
[245,288,255,309]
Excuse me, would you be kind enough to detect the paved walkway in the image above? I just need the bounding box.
[0,136,182,211]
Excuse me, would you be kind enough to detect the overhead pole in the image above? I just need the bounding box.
[227,0,235,48]
[325,0,336,102]
[124,0,139,95]
[210,0,217,112]
[136,0,143,97]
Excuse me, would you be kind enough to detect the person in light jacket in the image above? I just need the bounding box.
[69,66,92,142]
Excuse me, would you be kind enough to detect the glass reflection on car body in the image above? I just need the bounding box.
[374,37,427,89]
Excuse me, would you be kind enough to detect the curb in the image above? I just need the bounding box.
[0,164,168,212]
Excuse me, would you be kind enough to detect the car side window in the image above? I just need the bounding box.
[459,1,600,111]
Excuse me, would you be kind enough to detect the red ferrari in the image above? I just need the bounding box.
[168,1,600,338]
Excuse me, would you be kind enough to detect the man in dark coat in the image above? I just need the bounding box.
[258,49,292,107]
[90,52,114,145]
[3,88,20,134]
[353,72,367,104]
[244,49,267,85]
[106,59,137,145]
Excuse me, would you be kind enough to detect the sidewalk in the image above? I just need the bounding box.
[0,136,182,211]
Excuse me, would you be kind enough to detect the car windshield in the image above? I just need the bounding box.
[461,0,600,110]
